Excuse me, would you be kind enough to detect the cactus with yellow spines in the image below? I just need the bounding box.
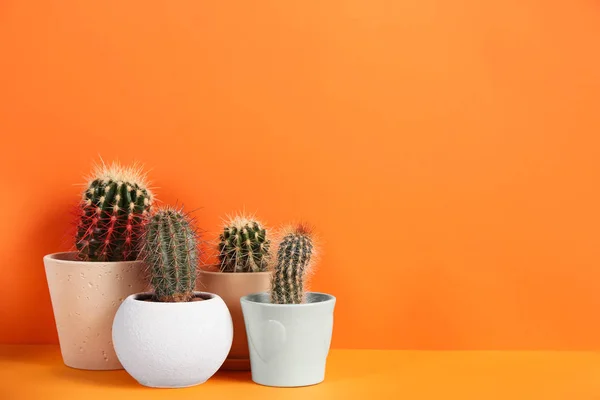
[218,215,271,273]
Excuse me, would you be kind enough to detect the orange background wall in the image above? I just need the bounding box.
[1,1,599,350]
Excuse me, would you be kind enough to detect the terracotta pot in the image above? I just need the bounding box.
[197,269,271,370]
[43,251,148,370]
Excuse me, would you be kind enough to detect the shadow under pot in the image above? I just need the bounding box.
[112,291,233,388]
[43,251,148,370]
[240,292,336,387]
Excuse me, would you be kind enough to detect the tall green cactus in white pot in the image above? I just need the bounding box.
[112,206,233,388]
[240,223,336,387]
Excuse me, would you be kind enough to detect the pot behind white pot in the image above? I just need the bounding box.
[112,291,233,388]
[241,292,336,387]
[197,269,272,370]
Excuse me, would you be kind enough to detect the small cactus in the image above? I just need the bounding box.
[142,206,199,302]
[218,215,270,272]
[270,224,314,304]
[75,162,153,262]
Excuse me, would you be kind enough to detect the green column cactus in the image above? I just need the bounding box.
[270,225,314,304]
[75,162,153,262]
[142,207,198,302]
[218,215,270,272]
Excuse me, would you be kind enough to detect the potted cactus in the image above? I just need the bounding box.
[43,162,152,370]
[197,214,272,370]
[241,224,336,387]
[112,207,233,388]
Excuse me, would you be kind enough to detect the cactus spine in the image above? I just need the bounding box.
[219,215,270,272]
[75,162,153,262]
[270,225,314,304]
[142,207,198,302]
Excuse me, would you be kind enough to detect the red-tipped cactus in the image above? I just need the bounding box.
[75,162,154,262]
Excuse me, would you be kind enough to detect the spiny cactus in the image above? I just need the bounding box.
[219,215,270,272]
[75,162,153,262]
[143,207,198,302]
[270,224,314,304]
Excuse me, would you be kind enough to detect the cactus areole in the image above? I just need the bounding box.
[75,163,153,262]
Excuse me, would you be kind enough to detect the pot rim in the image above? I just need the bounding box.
[198,268,272,276]
[126,291,222,306]
[241,291,335,308]
[43,251,144,266]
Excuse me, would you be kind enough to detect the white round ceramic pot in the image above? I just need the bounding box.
[112,291,233,388]
[240,292,336,387]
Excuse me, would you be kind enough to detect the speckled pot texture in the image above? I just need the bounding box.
[112,292,233,388]
[43,251,148,370]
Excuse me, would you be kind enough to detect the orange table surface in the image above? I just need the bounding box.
[2,346,600,399]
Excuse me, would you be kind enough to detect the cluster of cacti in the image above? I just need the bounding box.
[73,161,320,306]
[142,207,199,302]
[218,215,270,273]
[270,224,315,304]
[76,162,153,262]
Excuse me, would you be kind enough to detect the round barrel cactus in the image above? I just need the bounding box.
[218,215,270,272]
[75,162,153,262]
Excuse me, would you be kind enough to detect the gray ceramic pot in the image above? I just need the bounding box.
[240,292,336,387]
